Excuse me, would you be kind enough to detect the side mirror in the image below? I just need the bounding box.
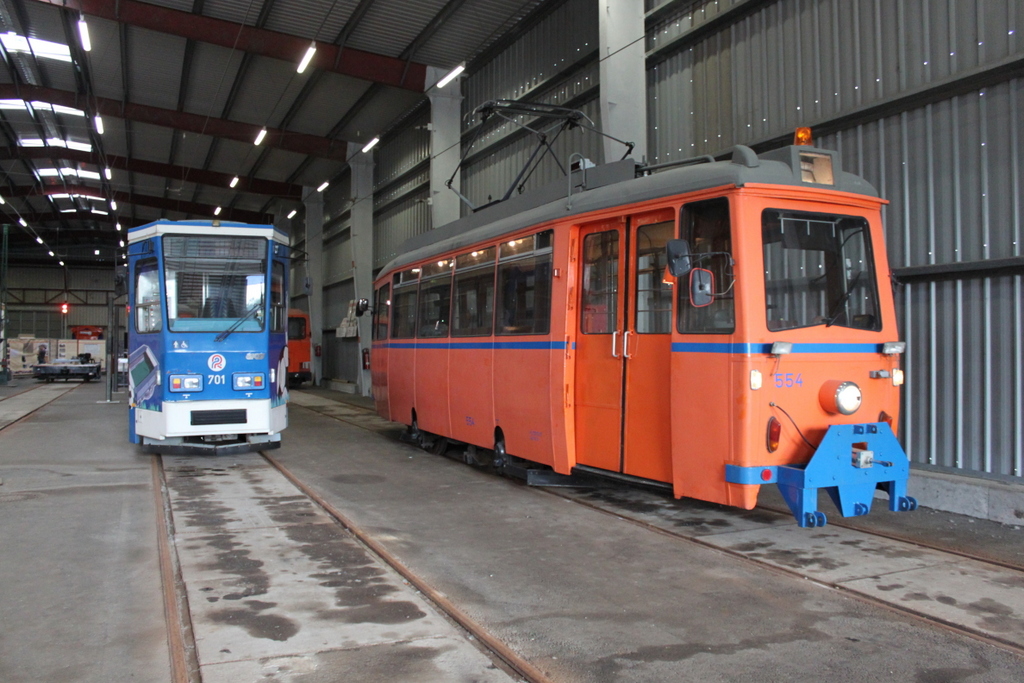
[666,239,693,277]
[690,268,715,307]
[355,298,370,317]
[113,265,128,297]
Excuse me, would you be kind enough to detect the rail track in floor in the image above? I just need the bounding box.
[290,394,1024,659]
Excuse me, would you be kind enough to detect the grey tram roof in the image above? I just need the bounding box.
[380,145,880,276]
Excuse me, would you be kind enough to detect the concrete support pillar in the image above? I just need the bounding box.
[347,142,374,397]
[302,188,324,386]
[425,65,463,229]
[598,0,647,163]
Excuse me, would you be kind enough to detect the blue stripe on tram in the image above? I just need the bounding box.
[671,342,882,354]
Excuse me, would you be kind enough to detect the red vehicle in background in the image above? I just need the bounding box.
[71,325,104,340]
[287,309,312,388]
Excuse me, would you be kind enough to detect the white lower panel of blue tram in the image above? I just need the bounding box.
[135,399,287,454]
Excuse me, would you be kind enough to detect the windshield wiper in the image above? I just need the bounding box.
[824,271,863,327]
[214,303,263,342]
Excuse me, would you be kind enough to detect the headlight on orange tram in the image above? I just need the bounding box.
[819,380,862,415]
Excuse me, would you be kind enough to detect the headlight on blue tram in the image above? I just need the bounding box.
[232,373,266,390]
[168,375,203,392]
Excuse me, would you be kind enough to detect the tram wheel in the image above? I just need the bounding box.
[430,437,448,456]
[493,436,507,470]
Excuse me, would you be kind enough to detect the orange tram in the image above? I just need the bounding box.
[363,141,917,527]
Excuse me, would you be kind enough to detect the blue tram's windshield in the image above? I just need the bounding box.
[762,209,881,332]
[163,235,267,333]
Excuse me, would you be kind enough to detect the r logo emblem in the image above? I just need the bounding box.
[207,354,226,371]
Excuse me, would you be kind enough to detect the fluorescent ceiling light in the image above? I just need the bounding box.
[78,19,91,52]
[119,240,125,247]
[436,64,465,88]
[19,218,27,227]
[92,209,108,215]
[254,128,267,145]
[94,115,104,134]
[48,250,54,256]
[0,194,4,204]
[287,209,297,219]
[230,176,239,188]
[59,260,65,266]
[297,43,317,73]
[0,99,24,109]
[94,249,100,255]
[361,136,379,153]
[116,223,121,231]
[36,236,43,243]
[66,140,92,152]
[78,169,101,180]
[0,33,72,63]
[110,200,117,210]
[316,181,329,192]
[214,206,222,216]
[49,103,86,117]
[104,167,112,180]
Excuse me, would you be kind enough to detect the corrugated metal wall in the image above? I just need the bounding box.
[647,0,1023,479]
[372,111,432,269]
[3,266,123,336]
[368,0,600,271]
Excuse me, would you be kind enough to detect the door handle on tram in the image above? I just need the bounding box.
[611,330,620,358]
[623,331,633,358]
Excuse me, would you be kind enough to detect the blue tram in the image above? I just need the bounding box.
[126,220,290,454]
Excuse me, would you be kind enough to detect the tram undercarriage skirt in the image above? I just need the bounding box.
[726,422,917,528]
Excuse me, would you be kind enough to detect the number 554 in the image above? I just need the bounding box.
[775,373,803,388]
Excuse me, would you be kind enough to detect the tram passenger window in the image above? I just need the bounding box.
[373,284,390,340]
[391,268,420,339]
[417,259,453,338]
[135,259,162,333]
[453,247,495,336]
[635,221,674,334]
[270,262,285,332]
[496,231,553,335]
[288,316,307,340]
[677,198,735,334]
[581,231,618,334]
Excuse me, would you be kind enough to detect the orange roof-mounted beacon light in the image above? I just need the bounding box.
[794,127,813,146]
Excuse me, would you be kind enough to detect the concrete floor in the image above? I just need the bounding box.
[0,380,169,683]
[2,380,1024,682]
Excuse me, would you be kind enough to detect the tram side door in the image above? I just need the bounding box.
[621,212,674,482]
[574,219,626,472]
[573,211,674,482]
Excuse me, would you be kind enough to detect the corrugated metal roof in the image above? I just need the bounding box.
[226,55,310,125]
[180,42,246,118]
[262,0,359,41]
[84,17,126,101]
[415,0,546,67]
[201,0,265,26]
[129,122,175,162]
[255,148,308,185]
[347,0,449,59]
[0,0,571,264]
[126,28,187,110]
[284,72,371,137]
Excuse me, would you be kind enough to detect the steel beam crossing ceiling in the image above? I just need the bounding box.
[0,0,547,265]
